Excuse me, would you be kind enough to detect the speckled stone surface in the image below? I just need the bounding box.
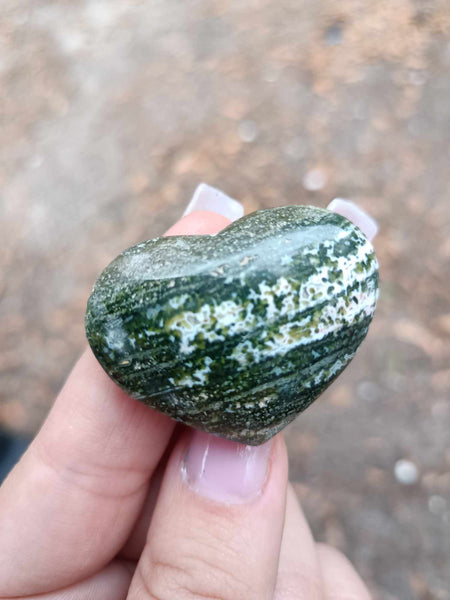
[86,206,378,444]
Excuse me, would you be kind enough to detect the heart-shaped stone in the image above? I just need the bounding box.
[85,206,378,444]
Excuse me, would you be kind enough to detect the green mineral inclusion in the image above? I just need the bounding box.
[85,205,379,445]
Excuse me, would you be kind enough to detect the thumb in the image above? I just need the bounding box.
[128,430,288,600]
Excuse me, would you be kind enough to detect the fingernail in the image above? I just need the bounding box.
[183,431,272,504]
[183,183,244,222]
[327,198,378,241]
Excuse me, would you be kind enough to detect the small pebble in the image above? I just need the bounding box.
[324,24,343,46]
[356,380,381,402]
[302,168,327,191]
[13,12,29,26]
[431,400,448,418]
[29,155,43,169]
[394,459,419,485]
[284,138,306,160]
[428,495,447,516]
[409,71,427,86]
[237,120,259,143]
[386,372,408,393]
[262,64,280,83]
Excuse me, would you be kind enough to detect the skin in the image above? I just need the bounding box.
[0,210,371,599]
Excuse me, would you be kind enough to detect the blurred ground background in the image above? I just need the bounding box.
[1,0,450,597]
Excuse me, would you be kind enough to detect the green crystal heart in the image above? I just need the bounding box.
[85,206,378,445]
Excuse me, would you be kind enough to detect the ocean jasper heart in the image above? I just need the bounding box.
[85,206,378,445]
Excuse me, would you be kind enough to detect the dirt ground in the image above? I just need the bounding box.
[1,1,450,597]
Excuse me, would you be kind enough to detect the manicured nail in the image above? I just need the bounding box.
[183,183,244,222]
[183,431,272,504]
[327,198,378,241]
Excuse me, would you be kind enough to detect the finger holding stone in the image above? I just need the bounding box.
[0,349,174,597]
[0,561,135,600]
[128,431,288,600]
[317,544,372,600]
[274,485,323,600]
[0,186,240,597]
[119,428,180,561]
[327,198,378,241]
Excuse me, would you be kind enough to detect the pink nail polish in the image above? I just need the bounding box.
[327,198,378,241]
[183,431,272,504]
[183,183,244,222]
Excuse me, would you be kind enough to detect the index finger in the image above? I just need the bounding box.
[0,209,231,598]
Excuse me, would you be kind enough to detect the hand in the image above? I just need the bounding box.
[0,205,372,599]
